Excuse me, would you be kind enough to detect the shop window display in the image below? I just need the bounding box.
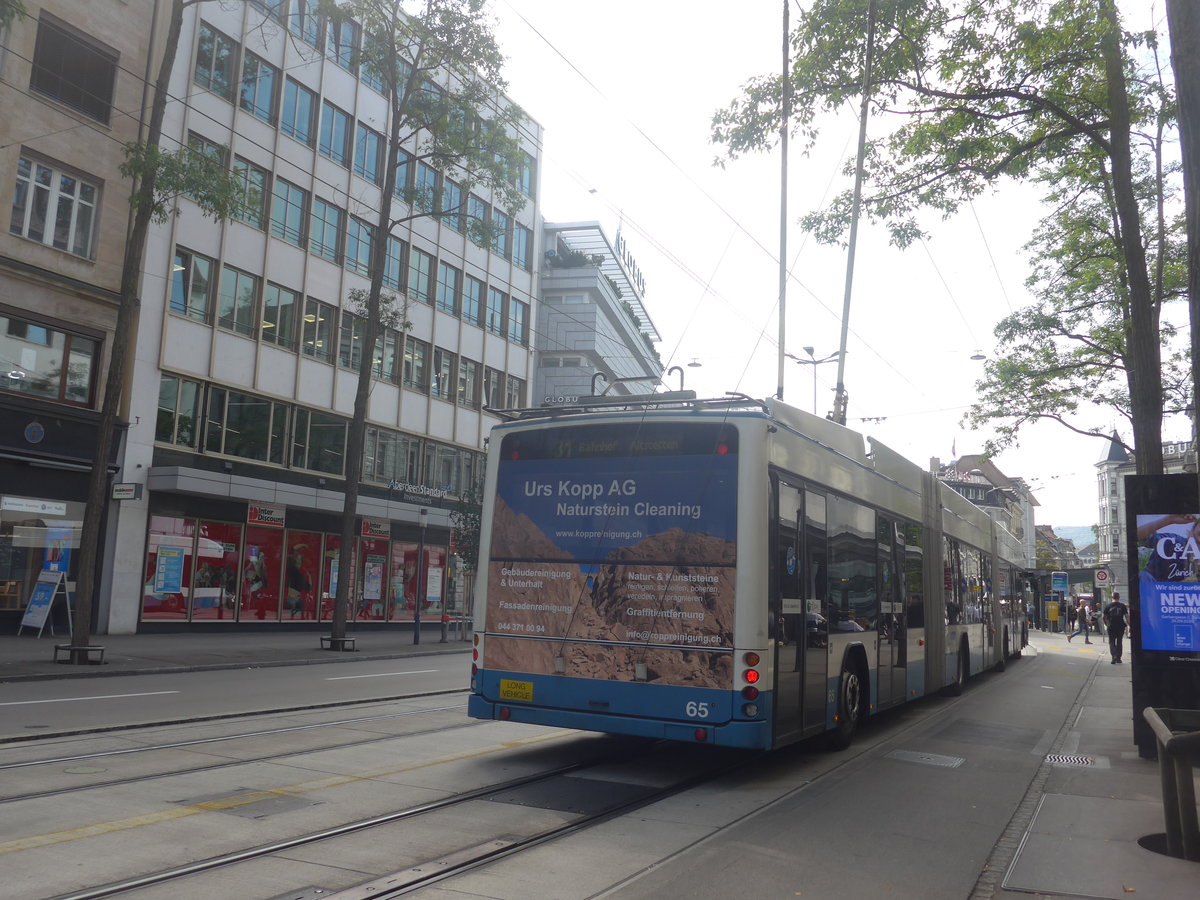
[389,541,446,621]
[284,530,321,620]
[142,516,194,620]
[191,520,242,620]
[320,534,343,620]
[357,538,388,620]
[0,496,83,616]
[242,526,284,620]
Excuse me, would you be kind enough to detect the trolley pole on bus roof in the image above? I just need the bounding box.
[776,0,790,401]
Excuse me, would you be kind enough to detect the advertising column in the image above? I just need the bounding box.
[1124,474,1200,757]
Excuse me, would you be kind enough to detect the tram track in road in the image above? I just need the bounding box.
[0,705,476,806]
[39,736,737,900]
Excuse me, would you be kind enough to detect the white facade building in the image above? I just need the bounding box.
[104,2,542,632]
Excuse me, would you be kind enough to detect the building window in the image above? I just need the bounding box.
[288,0,321,47]
[414,162,438,212]
[326,16,359,71]
[383,235,406,290]
[281,78,316,145]
[462,275,483,326]
[156,374,202,447]
[442,178,463,231]
[513,224,531,270]
[403,335,429,391]
[436,262,459,315]
[338,311,365,371]
[270,177,307,246]
[217,266,259,336]
[408,247,433,303]
[194,23,237,102]
[302,298,335,362]
[291,407,346,475]
[365,428,421,485]
[457,357,479,409]
[431,348,454,400]
[206,387,288,464]
[0,313,98,406]
[518,152,535,197]
[170,248,214,322]
[319,101,351,166]
[250,0,286,22]
[485,287,505,335]
[373,328,399,382]
[232,157,268,229]
[240,53,278,123]
[505,374,526,408]
[466,194,488,246]
[30,15,117,123]
[360,33,385,92]
[345,217,375,276]
[309,198,344,262]
[10,156,98,258]
[261,283,299,350]
[482,366,502,407]
[353,124,382,183]
[491,209,510,258]
[507,299,527,344]
[394,149,412,197]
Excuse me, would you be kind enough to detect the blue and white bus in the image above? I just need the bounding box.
[467,394,1030,750]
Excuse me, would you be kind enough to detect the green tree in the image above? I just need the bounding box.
[712,0,1174,472]
[66,0,247,659]
[321,0,527,645]
[964,134,1187,455]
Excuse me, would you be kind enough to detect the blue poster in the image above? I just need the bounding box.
[493,454,737,563]
[1135,514,1200,652]
[20,572,61,632]
[154,547,185,594]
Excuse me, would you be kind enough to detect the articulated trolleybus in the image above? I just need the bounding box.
[467,394,1030,750]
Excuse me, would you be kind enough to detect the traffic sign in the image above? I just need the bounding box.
[1095,568,1110,584]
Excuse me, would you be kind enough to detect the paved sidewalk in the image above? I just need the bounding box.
[0,625,469,682]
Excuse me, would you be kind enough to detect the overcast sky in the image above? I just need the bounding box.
[489,0,1185,531]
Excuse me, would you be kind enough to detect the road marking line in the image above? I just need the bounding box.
[0,691,180,707]
[325,670,437,680]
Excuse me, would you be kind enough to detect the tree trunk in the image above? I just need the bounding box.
[69,0,185,654]
[1100,0,1164,475]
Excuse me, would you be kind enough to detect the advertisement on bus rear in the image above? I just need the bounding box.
[1135,513,1200,653]
[484,428,737,687]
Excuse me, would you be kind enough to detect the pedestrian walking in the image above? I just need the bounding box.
[1067,599,1093,644]
[1103,591,1129,663]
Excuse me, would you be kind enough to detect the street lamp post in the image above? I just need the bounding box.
[796,346,842,415]
[414,507,427,645]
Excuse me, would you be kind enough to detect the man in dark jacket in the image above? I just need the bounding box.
[1103,592,1129,663]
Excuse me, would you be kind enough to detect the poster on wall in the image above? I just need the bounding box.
[154,547,185,594]
[1134,513,1200,653]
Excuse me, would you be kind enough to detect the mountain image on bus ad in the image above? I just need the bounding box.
[484,453,737,688]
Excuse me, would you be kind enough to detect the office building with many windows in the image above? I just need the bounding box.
[101,1,542,632]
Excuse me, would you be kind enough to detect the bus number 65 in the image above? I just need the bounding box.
[685,701,710,718]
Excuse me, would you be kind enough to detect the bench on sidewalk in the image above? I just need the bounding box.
[54,644,106,665]
[320,635,356,652]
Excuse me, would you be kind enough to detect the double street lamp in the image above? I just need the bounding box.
[796,346,842,416]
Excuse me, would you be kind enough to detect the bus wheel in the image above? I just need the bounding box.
[946,643,967,697]
[828,657,862,751]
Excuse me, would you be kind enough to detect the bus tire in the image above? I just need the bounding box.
[946,641,967,696]
[828,655,863,751]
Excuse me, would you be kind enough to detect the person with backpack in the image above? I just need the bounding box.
[1103,592,1129,663]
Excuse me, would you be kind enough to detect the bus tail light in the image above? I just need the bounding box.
[694,728,708,742]
[742,651,761,685]
[499,707,511,720]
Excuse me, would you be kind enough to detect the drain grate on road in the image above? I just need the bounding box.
[1046,753,1095,767]
[885,750,965,768]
